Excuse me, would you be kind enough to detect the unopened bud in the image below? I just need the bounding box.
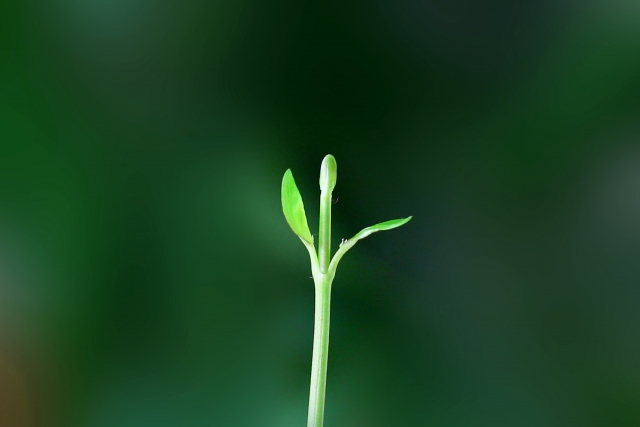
[319,154,337,193]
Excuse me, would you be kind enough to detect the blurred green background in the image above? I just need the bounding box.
[1,0,640,426]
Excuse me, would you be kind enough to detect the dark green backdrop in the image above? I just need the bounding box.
[1,0,640,426]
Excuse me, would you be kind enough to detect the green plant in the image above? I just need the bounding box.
[281,154,411,427]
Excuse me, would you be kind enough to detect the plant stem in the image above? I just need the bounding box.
[307,274,332,427]
[309,158,334,427]
[318,190,332,273]
[308,154,337,426]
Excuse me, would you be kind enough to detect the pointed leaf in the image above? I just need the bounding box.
[281,169,313,244]
[352,216,412,241]
[328,216,412,276]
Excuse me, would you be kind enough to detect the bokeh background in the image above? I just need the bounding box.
[2,0,640,426]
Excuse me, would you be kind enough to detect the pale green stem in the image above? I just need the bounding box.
[307,274,332,427]
[308,178,334,427]
[318,190,332,273]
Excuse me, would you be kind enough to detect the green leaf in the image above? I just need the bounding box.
[328,216,412,276]
[281,169,313,244]
[352,217,412,241]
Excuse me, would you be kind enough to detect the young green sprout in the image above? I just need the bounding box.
[281,155,411,427]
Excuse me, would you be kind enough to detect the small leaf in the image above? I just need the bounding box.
[329,216,412,275]
[281,169,313,244]
[352,217,412,241]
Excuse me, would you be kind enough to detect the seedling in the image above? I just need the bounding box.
[281,154,411,427]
